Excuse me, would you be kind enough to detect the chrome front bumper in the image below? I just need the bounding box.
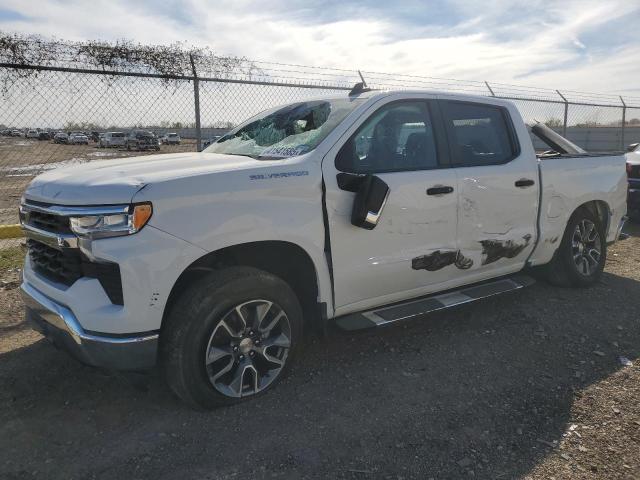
[21,282,158,370]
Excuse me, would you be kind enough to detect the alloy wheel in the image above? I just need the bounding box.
[571,219,602,276]
[204,299,292,398]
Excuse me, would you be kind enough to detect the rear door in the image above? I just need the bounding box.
[439,98,540,280]
[322,95,461,316]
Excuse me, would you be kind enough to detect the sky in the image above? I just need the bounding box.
[0,0,639,98]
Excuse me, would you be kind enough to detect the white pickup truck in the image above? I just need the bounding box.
[19,87,627,408]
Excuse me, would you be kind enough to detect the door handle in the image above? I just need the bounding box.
[426,185,454,196]
[515,179,535,188]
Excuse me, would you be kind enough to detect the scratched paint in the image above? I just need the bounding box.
[480,234,532,265]
[412,250,473,271]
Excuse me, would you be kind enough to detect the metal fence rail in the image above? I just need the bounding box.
[1,60,640,249]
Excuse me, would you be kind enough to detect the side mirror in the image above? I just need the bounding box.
[351,174,390,230]
[627,143,639,152]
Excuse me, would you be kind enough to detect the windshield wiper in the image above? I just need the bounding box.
[215,152,259,159]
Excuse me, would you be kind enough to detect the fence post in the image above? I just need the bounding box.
[556,90,568,137]
[189,54,202,152]
[485,81,495,96]
[620,96,626,150]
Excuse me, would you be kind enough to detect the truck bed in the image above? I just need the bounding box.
[528,153,627,266]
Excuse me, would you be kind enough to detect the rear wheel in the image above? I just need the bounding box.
[161,267,303,409]
[544,207,606,287]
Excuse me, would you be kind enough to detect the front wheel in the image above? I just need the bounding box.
[543,207,606,287]
[161,267,303,409]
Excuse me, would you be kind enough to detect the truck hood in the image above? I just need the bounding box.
[23,152,269,205]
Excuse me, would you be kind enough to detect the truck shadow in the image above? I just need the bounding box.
[0,271,638,479]
[622,219,640,237]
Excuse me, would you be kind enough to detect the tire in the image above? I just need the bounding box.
[161,266,303,409]
[544,207,606,287]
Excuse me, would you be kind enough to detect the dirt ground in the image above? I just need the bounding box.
[0,136,198,225]
[0,223,638,480]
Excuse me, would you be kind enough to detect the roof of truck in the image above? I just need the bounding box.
[354,88,512,104]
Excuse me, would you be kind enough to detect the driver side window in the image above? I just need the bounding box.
[336,101,439,173]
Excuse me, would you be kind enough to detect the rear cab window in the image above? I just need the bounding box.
[440,101,519,166]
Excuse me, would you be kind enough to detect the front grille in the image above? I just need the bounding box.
[27,210,72,234]
[22,201,125,305]
[27,239,124,305]
[27,239,82,285]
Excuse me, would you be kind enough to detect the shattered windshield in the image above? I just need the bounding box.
[204,97,364,159]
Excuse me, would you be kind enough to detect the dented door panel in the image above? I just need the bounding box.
[324,168,460,314]
[437,96,541,277]
[455,157,539,276]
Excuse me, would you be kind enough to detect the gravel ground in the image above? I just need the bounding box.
[0,224,638,480]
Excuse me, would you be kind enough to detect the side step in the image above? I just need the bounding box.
[334,274,535,331]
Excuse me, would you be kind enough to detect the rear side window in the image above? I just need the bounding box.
[441,101,518,166]
[336,101,439,173]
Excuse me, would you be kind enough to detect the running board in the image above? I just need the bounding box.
[334,274,535,331]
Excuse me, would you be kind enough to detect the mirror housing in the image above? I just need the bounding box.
[351,175,390,230]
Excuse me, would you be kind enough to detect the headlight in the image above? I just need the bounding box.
[70,203,152,239]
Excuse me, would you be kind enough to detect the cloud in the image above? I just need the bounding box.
[0,0,639,97]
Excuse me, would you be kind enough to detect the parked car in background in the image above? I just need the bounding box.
[53,132,69,144]
[161,133,181,145]
[26,129,39,139]
[69,132,89,145]
[126,130,160,151]
[19,89,627,408]
[38,131,51,141]
[99,131,127,148]
[10,130,23,137]
[626,143,640,221]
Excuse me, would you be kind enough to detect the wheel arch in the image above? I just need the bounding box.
[574,199,611,234]
[162,240,327,335]
[529,197,612,268]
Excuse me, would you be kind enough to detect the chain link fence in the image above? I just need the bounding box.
[1,55,640,258]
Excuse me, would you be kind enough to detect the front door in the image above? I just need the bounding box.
[322,97,461,316]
